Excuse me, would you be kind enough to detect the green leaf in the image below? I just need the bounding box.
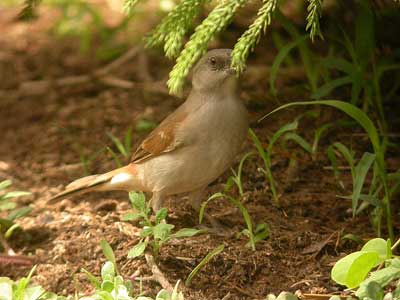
[7,206,32,221]
[5,223,20,239]
[331,251,379,288]
[96,291,114,300]
[155,208,168,224]
[129,192,146,212]
[153,223,174,241]
[99,240,118,275]
[283,132,312,154]
[260,100,383,172]
[363,281,384,300]
[356,265,400,299]
[81,268,101,289]
[322,57,353,74]
[270,35,308,96]
[1,191,31,200]
[0,277,13,300]
[352,152,376,216]
[199,192,224,224]
[140,226,153,237]
[0,180,12,191]
[156,289,170,300]
[185,244,224,287]
[355,0,375,69]
[128,241,147,258]
[101,261,115,281]
[121,212,141,222]
[173,228,203,238]
[0,202,16,212]
[107,132,128,157]
[361,238,389,264]
[100,279,114,293]
[268,121,298,153]
[312,76,353,99]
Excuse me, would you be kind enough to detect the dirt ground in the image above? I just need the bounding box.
[0,5,398,300]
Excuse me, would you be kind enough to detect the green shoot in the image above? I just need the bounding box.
[225,152,254,196]
[261,100,393,241]
[107,127,133,167]
[123,192,203,259]
[199,192,269,251]
[185,244,224,287]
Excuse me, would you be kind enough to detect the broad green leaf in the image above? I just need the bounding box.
[356,265,400,299]
[129,192,146,212]
[96,291,114,300]
[270,35,308,96]
[127,241,147,258]
[156,289,170,300]
[23,286,45,300]
[101,261,115,281]
[155,208,168,224]
[100,279,114,293]
[140,226,153,237]
[173,228,203,238]
[331,251,379,288]
[312,76,353,99]
[185,244,224,286]
[352,152,376,216]
[0,277,13,300]
[361,238,389,263]
[363,281,384,300]
[121,212,141,222]
[153,223,174,241]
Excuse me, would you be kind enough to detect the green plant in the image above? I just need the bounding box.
[0,266,65,300]
[107,127,133,167]
[200,192,269,251]
[249,123,298,206]
[261,100,395,241]
[81,240,184,300]
[331,237,400,300]
[313,1,400,130]
[0,180,31,243]
[123,192,202,259]
[224,151,254,196]
[185,243,224,287]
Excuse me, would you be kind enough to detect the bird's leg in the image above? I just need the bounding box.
[150,191,163,213]
[187,187,229,234]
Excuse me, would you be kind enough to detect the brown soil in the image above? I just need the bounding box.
[0,5,398,300]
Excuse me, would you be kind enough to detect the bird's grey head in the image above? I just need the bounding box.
[191,49,237,93]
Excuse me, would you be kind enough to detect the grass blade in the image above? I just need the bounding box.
[99,239,119,275]
[185,244,224,287]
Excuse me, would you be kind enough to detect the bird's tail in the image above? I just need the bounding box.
[48,165,139,203]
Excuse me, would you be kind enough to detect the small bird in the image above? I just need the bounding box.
[50,49,249,213]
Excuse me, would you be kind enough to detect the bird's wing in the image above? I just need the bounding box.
[131,109,188,163]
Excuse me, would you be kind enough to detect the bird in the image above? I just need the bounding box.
[49,48,249,213]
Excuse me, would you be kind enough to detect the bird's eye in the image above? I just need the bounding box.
[209,57,217,65]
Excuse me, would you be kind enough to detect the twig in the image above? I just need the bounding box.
[301,294,348,300]
[0,254,34,266]
[13,46,168,96]
[144,253,173,292]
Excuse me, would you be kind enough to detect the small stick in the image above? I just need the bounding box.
[144,253,173,292]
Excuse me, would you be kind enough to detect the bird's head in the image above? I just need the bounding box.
[191,49,238,93]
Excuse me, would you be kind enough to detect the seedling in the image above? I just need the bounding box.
[199,192,269,251]
[0,265,64,300]
[261,100,395,240]
[107,127,133,167]
[81,240,184,300]
[224,152,254,196]
[0,180,31,244]
[331,237,400,300]
[123,192,202,259]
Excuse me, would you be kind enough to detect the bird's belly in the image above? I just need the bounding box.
[142,138,241,195]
